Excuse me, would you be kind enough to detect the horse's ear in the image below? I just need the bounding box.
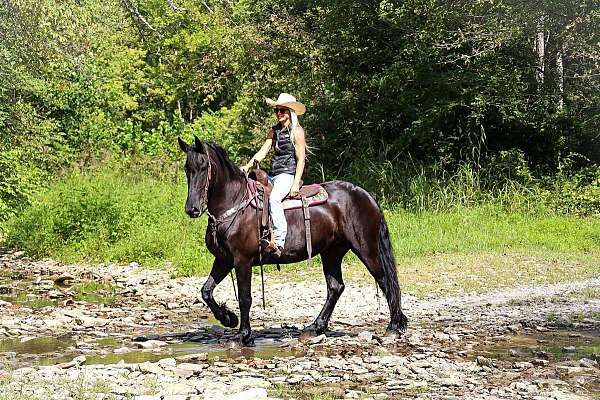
[194,135,208,154]
[194,135,206,154]
[178,137,189,153]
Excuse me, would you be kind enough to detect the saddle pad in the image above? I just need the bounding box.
[283,185,328,210]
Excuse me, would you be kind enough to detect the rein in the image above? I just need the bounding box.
[202,158,256,227]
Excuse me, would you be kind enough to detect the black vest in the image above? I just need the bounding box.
[270,123,297,176]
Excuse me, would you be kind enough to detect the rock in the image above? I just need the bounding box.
[308,334,326,344]
[476,356,493,367]
[562,346,576,353]
[160,382,195,396]
[435,377,463,387]
[172,368,193,379]
[54,273,76,286]
[157,358,176,367]
[226,388,268,400]
[139,362,165,375]
[532,359,549,367]
[77,316,110,328]
[163,396,188,400]
[176,353,208,362]
[135,340,167,349]
[513,361,533,370]
[114,347,131,354]
[556,366,585,375]
[556,316,571,327]
[357,331,373,342]
[579,358,598,368]
[286,375,304,384]
[142,313,155,321]
[345,390,361,399]
[73,355,86,365]
[176,363,206,374]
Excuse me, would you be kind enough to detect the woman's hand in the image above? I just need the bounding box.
[290,183,300,198]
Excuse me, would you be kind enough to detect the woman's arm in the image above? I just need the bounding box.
[241,129,273,172]
[290,126,306,197]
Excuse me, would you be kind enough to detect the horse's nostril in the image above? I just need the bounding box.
[186,206,201,218]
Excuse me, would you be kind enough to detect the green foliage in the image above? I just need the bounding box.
[4,162,213,275]
[4,160,598,277]
[0,0,598,257]
[0,150,43,222]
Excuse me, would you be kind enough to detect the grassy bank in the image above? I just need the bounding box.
[2,164,599,294]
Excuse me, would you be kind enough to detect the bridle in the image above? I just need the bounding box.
[199,154,256,228]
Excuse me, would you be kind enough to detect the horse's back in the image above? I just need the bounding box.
[277,180,381,262]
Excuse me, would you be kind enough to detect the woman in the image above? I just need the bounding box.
[241,93,307,257]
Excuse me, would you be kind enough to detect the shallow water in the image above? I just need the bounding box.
[0,267,118,308]
[472,329,600,362]
[0,331,300,368]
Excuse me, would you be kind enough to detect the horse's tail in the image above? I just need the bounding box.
[378,212,408,332]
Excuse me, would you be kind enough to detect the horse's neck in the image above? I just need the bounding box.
[206,157,246,218]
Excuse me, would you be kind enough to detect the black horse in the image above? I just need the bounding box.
[179,136,408,345]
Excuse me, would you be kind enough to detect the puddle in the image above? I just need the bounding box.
[83,337,299,365]
[472,329,600,362]
[0,336,75,355]
[0,328,304,368]
[0,267,119,308]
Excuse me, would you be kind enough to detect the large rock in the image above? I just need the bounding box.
[226,388,268,400]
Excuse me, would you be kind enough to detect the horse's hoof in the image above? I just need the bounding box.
[228,332,255,347]
[299,326,323,342]
[384,328,402,339]
[220,312,239,328]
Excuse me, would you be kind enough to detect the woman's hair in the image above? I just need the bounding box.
[289,109,313,154]
[290,110,299,146]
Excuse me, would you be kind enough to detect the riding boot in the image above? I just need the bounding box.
[262,240,283,257]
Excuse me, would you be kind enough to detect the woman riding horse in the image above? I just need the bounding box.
[241,93,307,258]
[178,104,408,347]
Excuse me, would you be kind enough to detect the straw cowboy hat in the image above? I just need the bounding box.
[265,93,306,115]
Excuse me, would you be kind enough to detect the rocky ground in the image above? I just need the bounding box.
[0,250,599,400]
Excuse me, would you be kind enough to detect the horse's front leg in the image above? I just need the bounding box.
[201,259,238,328]
[231,262,254,346]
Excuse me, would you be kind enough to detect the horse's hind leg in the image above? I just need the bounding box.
[302,246,348,337]
[201,259,238,328]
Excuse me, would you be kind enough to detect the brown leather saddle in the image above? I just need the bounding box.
[248,162,328,267]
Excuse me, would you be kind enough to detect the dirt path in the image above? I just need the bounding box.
[1,250,599,399]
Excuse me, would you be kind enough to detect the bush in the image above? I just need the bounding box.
[0,150,43,223]
[4,162,214,275]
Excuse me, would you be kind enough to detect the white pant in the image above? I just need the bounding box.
[269,173,294,247]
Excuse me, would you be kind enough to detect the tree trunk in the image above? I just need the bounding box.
[557,48,564,110]
[535,16,545,86]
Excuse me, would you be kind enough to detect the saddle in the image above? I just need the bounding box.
[248,162,328,268]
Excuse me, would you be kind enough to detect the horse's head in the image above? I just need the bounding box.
[178,136,211,218]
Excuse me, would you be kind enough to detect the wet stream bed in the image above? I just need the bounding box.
[1,251,600,399]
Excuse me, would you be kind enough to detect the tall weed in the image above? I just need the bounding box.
[5,162,213,275]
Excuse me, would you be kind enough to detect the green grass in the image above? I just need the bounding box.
[1,163,599,293]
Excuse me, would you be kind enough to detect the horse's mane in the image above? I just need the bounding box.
[202,142,245,179]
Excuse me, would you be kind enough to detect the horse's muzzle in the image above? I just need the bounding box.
[186,206,202,218]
